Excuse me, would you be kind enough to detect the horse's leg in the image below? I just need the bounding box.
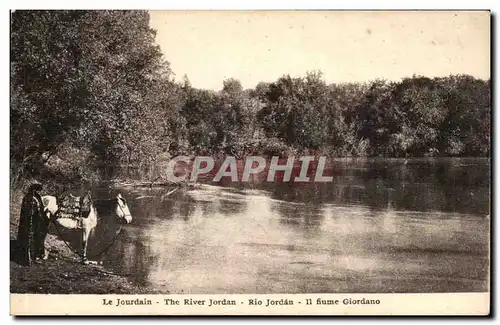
[81,227,90,265]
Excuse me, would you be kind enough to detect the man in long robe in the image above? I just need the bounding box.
[16,181,48,266]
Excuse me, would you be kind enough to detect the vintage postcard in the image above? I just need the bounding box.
[9,9,491,316]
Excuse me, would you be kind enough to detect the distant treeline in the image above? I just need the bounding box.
[10,10,491,185]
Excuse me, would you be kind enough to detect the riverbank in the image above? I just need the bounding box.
[9,189,161,294]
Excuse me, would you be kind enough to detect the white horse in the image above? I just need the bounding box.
[42,192,133,264]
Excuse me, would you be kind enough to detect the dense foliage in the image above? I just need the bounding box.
[10,10,491,184]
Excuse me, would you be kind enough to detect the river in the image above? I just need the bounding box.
[84,157,490,294]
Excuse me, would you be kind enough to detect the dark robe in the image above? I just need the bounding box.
[16,191,47,265]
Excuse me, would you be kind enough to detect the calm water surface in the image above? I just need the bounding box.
[86,158,490,293]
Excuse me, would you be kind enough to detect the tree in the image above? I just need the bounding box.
[10,10,179,179]
[355,79,398,156]
[437,75,491,156]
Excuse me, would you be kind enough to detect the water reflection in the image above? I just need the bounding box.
[99,158,489,293]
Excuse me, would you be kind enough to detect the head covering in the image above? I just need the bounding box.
[27,180,43,192]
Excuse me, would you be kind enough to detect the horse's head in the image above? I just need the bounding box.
[114,193,132,224]
[42,195,59,220]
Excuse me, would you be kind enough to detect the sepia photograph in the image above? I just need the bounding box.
[9,8,491,315]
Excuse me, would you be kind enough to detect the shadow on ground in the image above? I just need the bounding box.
[10,239,26,266]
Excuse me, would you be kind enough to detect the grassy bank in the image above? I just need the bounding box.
[10,188,161,294]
